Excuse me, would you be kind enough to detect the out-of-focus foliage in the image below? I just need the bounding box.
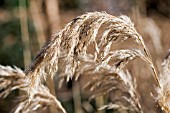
[0,0,30,9]
[0,19,24,68]
[0,0,38,69]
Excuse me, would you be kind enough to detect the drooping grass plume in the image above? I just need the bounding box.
[84,70,143,112]
[0,65,66,113]
[25,12,159,99]
[0,11,163,113]
[14,84,66,113]
[0,65,26,98]
[156,51,170,112]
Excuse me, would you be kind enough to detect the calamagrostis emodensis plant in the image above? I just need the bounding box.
[14,84,66,113]
[0,65,26,98]
[0,12,161,113]
[84,70,143,112]
[156,51,170,112]
[0,65,66,113]
[25,12,159,99]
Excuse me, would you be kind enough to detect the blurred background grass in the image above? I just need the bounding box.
[0,0,170,113]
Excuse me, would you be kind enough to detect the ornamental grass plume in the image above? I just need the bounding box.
[0,65,26,98]
[84,70,143,112]
[156,51,170,112]
[0,12,162,113]
[14,84,66,113]
[25,12,159,99]
[0,65,66,113]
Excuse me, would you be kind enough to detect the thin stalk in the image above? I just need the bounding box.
[19,0,31,68]
[45,0,61,34]
[46,77,59,113]
[29,0,46,46]
[72,81,83,113]
[143,46,160,87]
[95,96,105,113]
